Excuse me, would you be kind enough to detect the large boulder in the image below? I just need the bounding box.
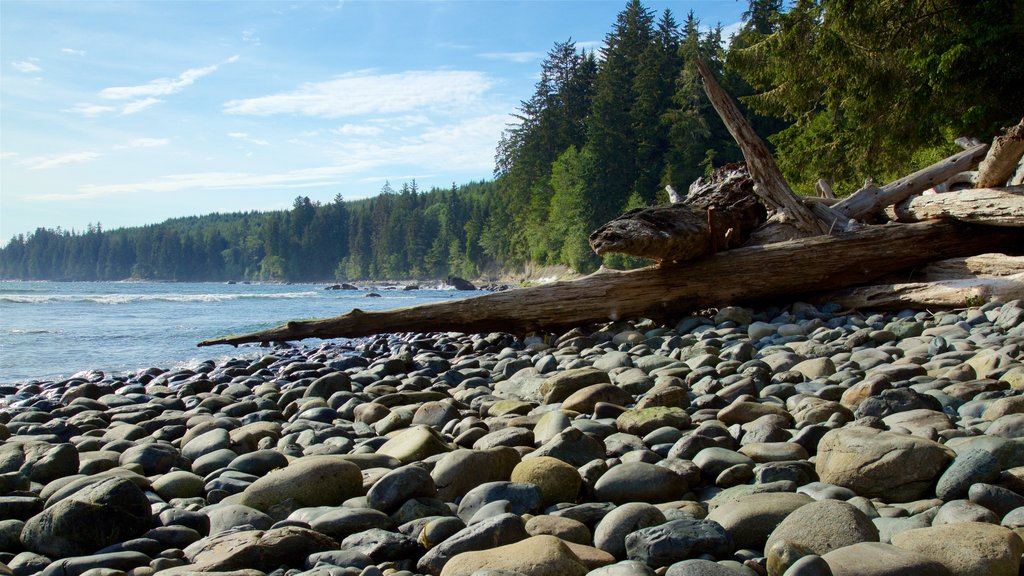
[183,526,337,572]
[706,492,813,550]
[890,522,1024,576]
[440,534,588,576]
[432,447,520,502]
[236,455,362,519]
[20,476,152,558]
[593,462,690,504]
[815,426,954,502]
[764,499,878,574]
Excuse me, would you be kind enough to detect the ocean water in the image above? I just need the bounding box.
[0,281,476,385]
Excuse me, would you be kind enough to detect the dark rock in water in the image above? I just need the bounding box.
[403,285,420,291]
[365,292,382,298]
[446,276,476,291]
[20,476,152,558]
[625,519,733,567]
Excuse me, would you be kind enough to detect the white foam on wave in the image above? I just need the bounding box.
[0,291,323,304]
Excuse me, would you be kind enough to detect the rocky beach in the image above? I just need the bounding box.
[2,299,1023,576]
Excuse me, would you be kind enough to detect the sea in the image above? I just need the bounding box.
[0,281,478,385]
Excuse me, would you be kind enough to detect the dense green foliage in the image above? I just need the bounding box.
[3,0,1019,281]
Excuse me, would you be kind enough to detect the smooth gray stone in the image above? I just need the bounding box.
[38,551,151,576]
[310,507,392,541]
[783,554,833,576]
[367,465,437,514]
[934,449,1001,500]
[456,482,541,522]
[416,513,527,575]
[624,518,732,568]
[338,528,420,563]
[665,559,743,576]
[594,502,667,559]
[206,503,273,535]
[968,482,1024,518]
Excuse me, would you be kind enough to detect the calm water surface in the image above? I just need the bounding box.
[0,281,474,384]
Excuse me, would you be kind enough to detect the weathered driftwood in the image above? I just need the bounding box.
[891,186,1024,226]
[198,221,1021,346]
[696,59,826,241]
[832,143,989,220]
[816,179,836,199]
[824,273,1024,311]
[911,254,1024,281]
[975,119,1024,188]
[589,163,766,261]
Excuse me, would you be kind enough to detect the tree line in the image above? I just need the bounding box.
[2,0,1019,282]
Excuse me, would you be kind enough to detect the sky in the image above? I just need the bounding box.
[0,0,745,241]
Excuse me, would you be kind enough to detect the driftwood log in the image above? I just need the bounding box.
[831,143,990,220]
[589,163,766,261]
[891,186,1024,226]
[975,119,1024,188]
[198,221,1022,346]
[824,274,1024,311]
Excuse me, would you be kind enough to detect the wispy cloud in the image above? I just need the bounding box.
[32,167,355,200]
[61,48,86,56]
[576,40,603,51]
[478,51,543,64]
[115,138,169,149]
[18,151,101,170]
[12,60,42,73]
[100,64,218,100]
[121,97,163,115]
[336,124,383,137]
[0,152,19,160]
[228,132,270,146]
[224,70,493,118]
[66,103,117,117]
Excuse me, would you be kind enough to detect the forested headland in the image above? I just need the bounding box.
[2,0,1020,282]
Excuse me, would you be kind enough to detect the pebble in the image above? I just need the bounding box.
[0,301,1020,576]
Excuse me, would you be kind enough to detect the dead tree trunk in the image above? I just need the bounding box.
[891,186,1024,226]
[589,163,766,262]
[199,221,1021,347]
[975,119,1024,188]
[695,59,827,242]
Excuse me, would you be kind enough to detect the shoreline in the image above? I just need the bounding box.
[1,299,1022,575]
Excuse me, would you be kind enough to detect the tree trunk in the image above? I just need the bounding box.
[199,221,1021,347]
[823,273,1024,310]
[975,119,1024,188]
[891,186,1024,226]
[832,143,989,220]
[589,163,766,261]
[696,59,826,240]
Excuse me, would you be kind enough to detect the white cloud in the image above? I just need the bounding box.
[99,56,238,100]
[62,48,86,56]
[719,21,744,46]
[0,152,18,159]
[66,103,117,117]
[34,166,354,200]
[336,124,383,137]
[12,60,42,73]
[478,51,543,64]
[18,152,101,170]
[575,40,603,51]
[327,113,506,173]
[121,97,163,115]
[224,70,493,118]
[115,138,169,149]
[228,132,270,146]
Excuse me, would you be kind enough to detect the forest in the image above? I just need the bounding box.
[2,0,1021,282]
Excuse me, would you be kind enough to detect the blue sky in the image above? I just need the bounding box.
[0,0,745,241]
